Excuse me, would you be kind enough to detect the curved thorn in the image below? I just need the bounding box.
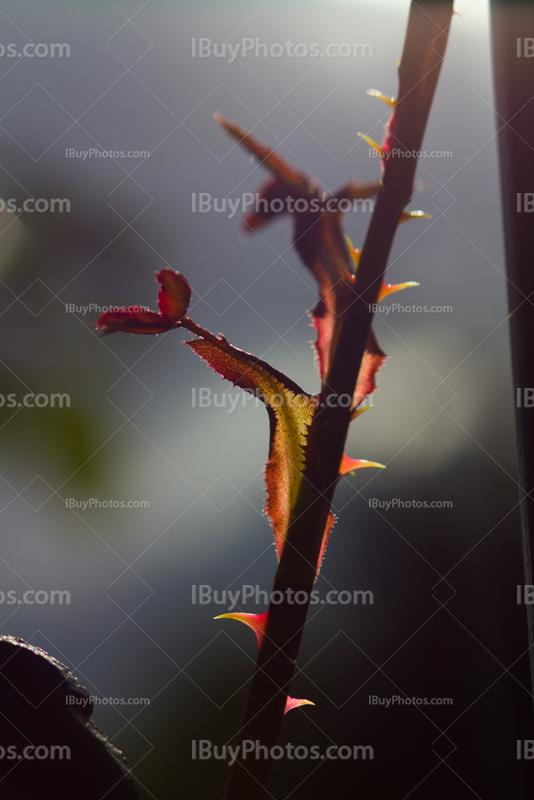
[378,281,420,302]
[347,237,417,302]
[340,454,386,476]
[284,697,315,715]
[399,209,432,224]
[214,611,269,647]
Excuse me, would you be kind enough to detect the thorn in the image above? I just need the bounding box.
[358,133,383,157]
[340,454,386,476]
[367,89,396,108]
[284,697,315,715]
[400,210,432,224]
[351,405,372,420]
[214,611,268,647]
[344,235,361,272]
[378,281,419,303]
[347,240,417,307]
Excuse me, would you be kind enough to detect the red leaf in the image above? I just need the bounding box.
[217,119,387,395]
[216,118,386,395]
[215,114,308,191]
[316,512,336,578]
[96,269,191,334]
[352,330,386,412]
[291,210,355,390]
[242,178,294,233]
[157,269,191,321]
[186,332,319,565]
[96,309,175,335]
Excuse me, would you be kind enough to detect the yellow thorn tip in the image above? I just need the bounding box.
[358,133,383,156]
[284,697,315,714]
[340,454,386,476]
[344,235,361,271]
[400,210,432,224]
[378,281,420,302]
[215,613,256,623]
[367,89,396,108]
[351,405,372,420]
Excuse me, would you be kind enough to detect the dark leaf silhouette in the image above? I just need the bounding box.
[0,636,138,800]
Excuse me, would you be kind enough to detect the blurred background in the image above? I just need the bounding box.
[1,0,532,797]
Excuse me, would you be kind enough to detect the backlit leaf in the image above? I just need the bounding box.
[216,114,308,192]
[157,269,191,321]
[96,270,190,335]
[219,118,387,402]
[187,333,318,562]
[352,330,386,412]
[96,309,174,335]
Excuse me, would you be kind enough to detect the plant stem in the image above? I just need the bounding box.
[490,0,534,709]
[223,3,453,797]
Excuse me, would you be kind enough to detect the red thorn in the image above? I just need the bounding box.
[214,611,269,647]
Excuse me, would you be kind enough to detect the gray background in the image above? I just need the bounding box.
[0,1,531,797]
